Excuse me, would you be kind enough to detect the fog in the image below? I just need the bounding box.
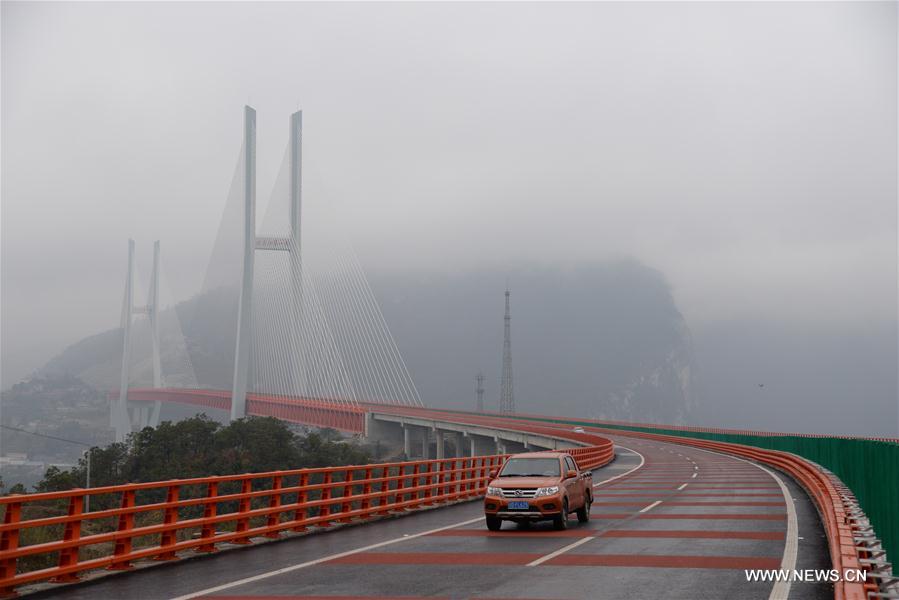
[2,2,896,434]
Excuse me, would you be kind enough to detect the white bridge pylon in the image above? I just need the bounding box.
[231,106,424,418]
[114,239,162,442]
[115,107,423,438]
[231,107,303,420]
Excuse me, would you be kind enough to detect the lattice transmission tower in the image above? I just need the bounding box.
[475,372,485,412]
[500,288,515,414]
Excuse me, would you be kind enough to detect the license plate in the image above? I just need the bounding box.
[508,501,529,510]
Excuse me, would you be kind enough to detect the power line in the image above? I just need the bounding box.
[1,424,96,509]
[1,424,92,448]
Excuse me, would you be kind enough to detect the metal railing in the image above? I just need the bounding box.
[566,425,883,600]
[0,442,613,595]
[522,413,899,587]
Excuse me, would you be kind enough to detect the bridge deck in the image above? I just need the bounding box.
[32,437,832,600]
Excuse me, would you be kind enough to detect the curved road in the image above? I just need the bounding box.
[33,436,833,600]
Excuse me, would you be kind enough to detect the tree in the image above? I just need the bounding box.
[34,466,78,493]
[211,417,301,474]
[32,415,372,494]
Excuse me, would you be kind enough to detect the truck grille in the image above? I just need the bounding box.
[500,488,538,499]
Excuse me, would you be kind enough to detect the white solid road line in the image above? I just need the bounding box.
[639,500,663,513]
[521,443,647,568]
[175,446,645,599]
[673,445,798,600]
[169,516,485,600]
[526,536,595,567]
[757,463,799,600]
[593,444,645,488]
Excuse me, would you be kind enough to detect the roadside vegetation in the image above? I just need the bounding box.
[2,416,373,574]
[32,415,371,494]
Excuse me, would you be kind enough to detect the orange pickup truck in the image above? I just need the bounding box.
[483,451,594,531]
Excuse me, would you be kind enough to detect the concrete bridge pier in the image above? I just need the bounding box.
[364,413,405,456]
[471,434,497,456]
[364,412,574,460]
[435,428,446,459]
[453,432,465,457]
[504,440,527,454]
[403,425,412,458]
[400,423,431,459]
[126,401,162,432]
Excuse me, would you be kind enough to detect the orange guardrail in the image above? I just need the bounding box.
[123,389,368,433]
[584,426,873,600]
[0,443,612,596]
[560,444,615,471]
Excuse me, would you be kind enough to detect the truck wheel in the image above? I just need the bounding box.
[553,499,570,530]
[486,516,502,531]
[577,494,591,523]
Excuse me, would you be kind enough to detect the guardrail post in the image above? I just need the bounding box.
[265,475,283,538]
[411,463,422,506]
[0,499,22,595]
[197,482,219,552]
[339,469,354,523]
[291,473,309,532]
[477,458,487,493]
[464,458,476,497]
[318,472,333,527]
[393,464,409,510]
[155,484,181,559]
[376,466,391,515]
[459,458,469,498]
[444,459,453,500]
[359,468,373,516]
[436,460,446,502]
[423,462,434,505]
[234,478,253,543]
[51,493,85,582]
[109,489,136,570]
[448,459,458,501]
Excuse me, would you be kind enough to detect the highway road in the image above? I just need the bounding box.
[32,435,833,600]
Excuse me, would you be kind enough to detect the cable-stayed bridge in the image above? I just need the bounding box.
[0,108,895,600]
[111,106,424,442]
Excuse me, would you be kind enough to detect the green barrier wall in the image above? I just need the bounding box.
[518,414,899,577]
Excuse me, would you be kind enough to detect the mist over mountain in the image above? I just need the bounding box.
[370,260,699,423]
[691,317,897,437]
[37,259,699,425]
[41,287,239,392]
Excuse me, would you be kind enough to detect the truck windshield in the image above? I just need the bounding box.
[498,457,561,477]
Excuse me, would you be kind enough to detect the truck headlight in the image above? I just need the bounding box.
[487,486,502,496]
[535,486,560,497]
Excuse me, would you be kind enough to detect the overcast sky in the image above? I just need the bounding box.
[2,2,896,425]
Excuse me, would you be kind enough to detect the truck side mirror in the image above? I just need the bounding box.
[489,469,498,479]
[566,469,577,479]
